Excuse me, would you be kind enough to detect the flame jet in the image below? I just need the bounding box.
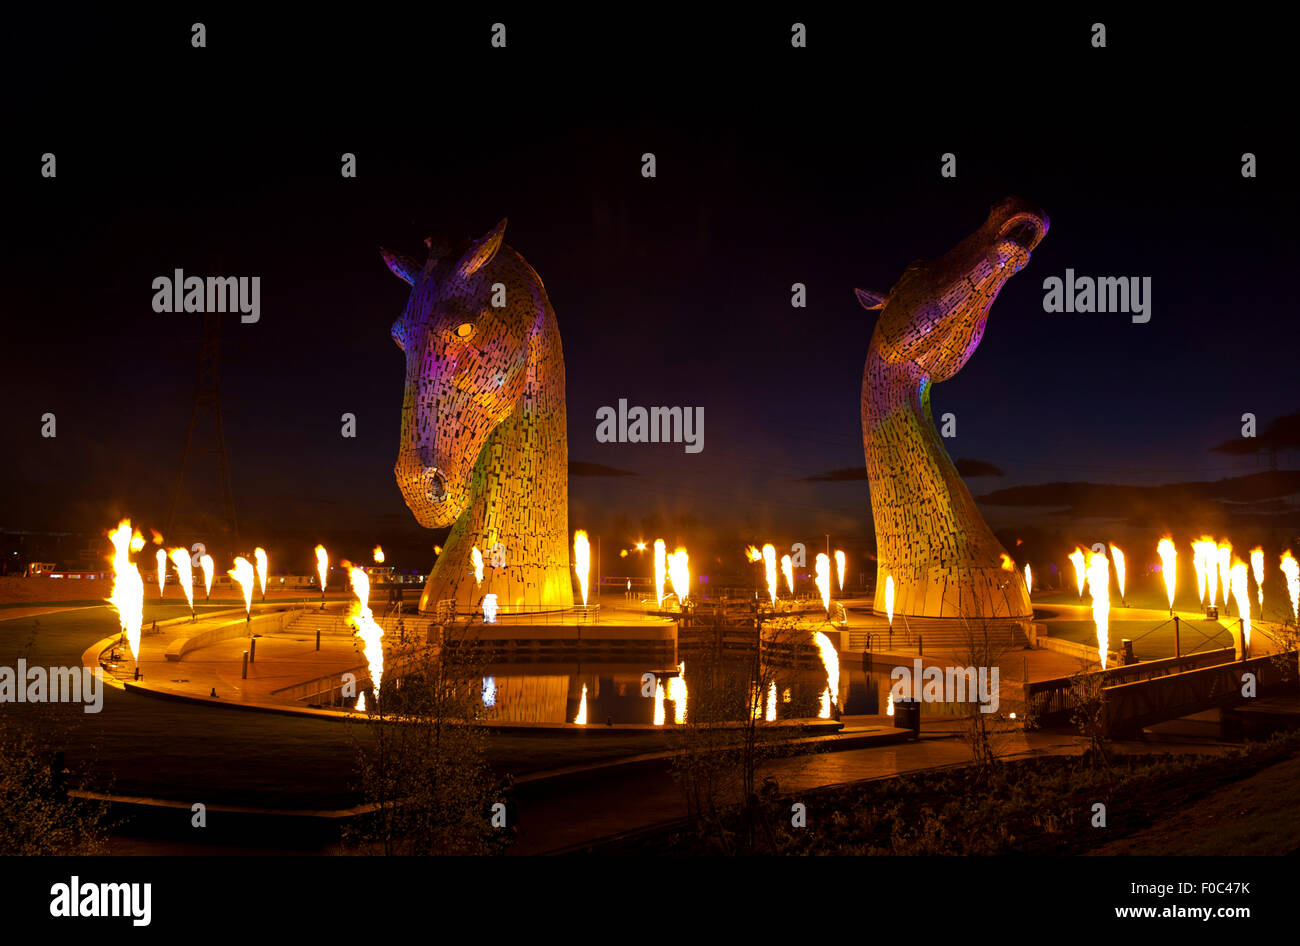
[858,198,1047,619]
[762,544,778,606]
[200,553,215,600]
[169,548,195,614]
[229,557,255,619]
[780,554,794,596]
[1280,551,1299,623]
[654,540,667,608]
[1110,544,1126,601]
[254,547,268,601]
[1250,547,1264,608]
[668,548,690,607]
[348,566,385,706]
[1230,560,1251,659]
[155,548,167,600]
[1068,548,1087,597]
[814,553,831,613]
[1087,551,1110,669]
[573,531,590,606]
[1216,542,1233,609]
[1157,538,1177,610]
[107,521,145,661]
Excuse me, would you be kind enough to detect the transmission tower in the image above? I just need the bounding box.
[165,309,239,545]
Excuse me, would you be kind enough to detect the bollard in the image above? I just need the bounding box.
[1122,639,1135,665]
[249,638,256,663]
[133,665,139,681]
[241,650,249,679]
[315,628,321,651]
[1173,615,1181,658]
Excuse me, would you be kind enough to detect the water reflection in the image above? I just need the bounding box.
[463,658,842,725]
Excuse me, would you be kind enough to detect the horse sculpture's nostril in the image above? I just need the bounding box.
[426,469,447,503]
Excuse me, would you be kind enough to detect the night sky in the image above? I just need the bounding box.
[3,9,1297,577]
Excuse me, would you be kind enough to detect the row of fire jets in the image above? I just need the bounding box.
[1051,539,1300,669]
[103,520,390,707]
[101,523,846,719]
[104,517,1300,715]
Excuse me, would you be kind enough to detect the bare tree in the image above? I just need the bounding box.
[1067,666,1111,770]
[945,611,1028,776]
[0,715,110,855]
[670,609,827,854]
[346,622,508,855]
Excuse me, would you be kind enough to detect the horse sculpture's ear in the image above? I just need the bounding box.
[855,288,888,311]
[381,247,421,286]
[457,218,507,278]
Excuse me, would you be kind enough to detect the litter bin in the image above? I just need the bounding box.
[894,698,921,736]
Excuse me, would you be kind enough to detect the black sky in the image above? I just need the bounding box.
[3,9,1297,574]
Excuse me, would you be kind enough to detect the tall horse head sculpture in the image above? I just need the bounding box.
[857,197,1048,619]
[382,219,573,614]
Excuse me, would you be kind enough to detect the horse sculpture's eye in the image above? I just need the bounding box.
[455,322,475,340]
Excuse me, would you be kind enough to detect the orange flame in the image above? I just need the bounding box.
[999,553,1014,571]
[653,540,666,608]
[1280,551,1299,623]
[228,557,255,616]
[1068,547,1086,597]
[780,553,794,595]
[129,530,145,553]
[314,545,328,592]
[835,549,846,591]
[168,548,194,611]
[1157,538,1177,609]
[1250,547,1264,608]
[155,548,168,599]
[348,566,384,704]
[575,683,588,725]
[1192,538,1216,605]
[762,543,778,606]
[765,681,776,722]
[814,553,830,613]
[1229,560,1250,657]
[107,520,144,660]
[573,531,590,606]
[1087,550,1110,669]
[1024,563,1033,596]
[1109,544,1126,600]
[745,545,762,563]
[200,553,215,598]
[1216,542,1233,609]
[884,574,895,626]
[668,548,690,607]
[372,545,385,564]
[254,547,268,599]
[470,546,483,586]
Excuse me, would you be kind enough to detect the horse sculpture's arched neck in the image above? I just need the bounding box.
[857,198,1048,620]
[383,219,572,615]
